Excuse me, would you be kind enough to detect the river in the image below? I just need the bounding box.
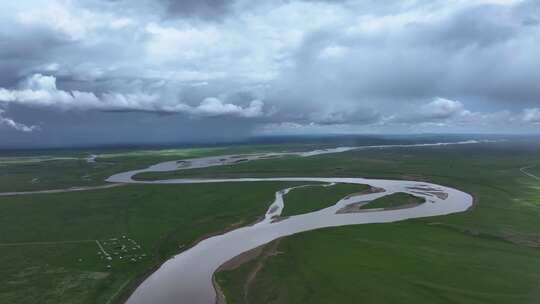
[105,142,475,304]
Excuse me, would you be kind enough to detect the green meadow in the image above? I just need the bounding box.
[281,183,368,216]
[360,192,425,209]
[0,143,333,193]
[217,223,540,304]
[0,182,304,304]
[206,142,540,304]
[2,140,540,303]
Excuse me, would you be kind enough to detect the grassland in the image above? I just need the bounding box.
[209,141,540,304]
[217,223,540,304]
[282,183,368,216]
[138,142,540,233]
[3,140,540,304]
[522,165,540,180]
[0,144,310,193]
[0,182,305,304]
[0,148,210,192]
[360,192,425,210]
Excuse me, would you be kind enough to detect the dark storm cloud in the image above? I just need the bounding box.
[269,0,540,112]
[0,28,71,87]
[407,6,517,49]
[85,0,235,21]
[1,0,539,146]
[0,105,256,148]
[161,0,232,21]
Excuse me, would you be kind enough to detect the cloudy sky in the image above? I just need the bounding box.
[0,0,539,147]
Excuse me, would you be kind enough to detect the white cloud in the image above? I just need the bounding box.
[24,73,58,91]
[110,18,134,30]
[385,97,540,131]
[522,108,540,123]
[17,2,88,40]
[188,98,264,118]
[0,74,266,119]
[40,63,60,72]
[420,97,468,119]
[145,23,220,61]
[16,1,137,41]
[319,45,349,59]
[0,109,39,132]
[0,74,96,109]
[387,97,470,124]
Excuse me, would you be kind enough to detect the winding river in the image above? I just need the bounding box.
[103,141,477,304]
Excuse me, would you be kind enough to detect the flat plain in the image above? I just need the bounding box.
[1,140,540,303]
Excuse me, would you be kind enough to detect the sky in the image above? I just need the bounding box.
[0,0,539,148]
